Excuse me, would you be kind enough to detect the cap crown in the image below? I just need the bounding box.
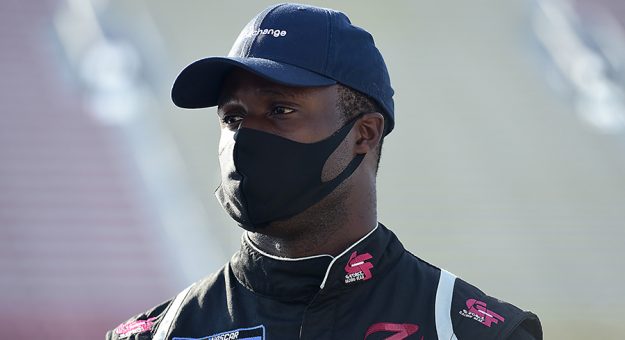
[229,3,395,133]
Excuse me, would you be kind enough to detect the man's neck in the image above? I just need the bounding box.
[246,217,376,258]
[246,173,378,258]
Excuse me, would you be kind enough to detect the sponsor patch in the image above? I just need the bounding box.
[459,299,505,327]
[364,323,421,340]
[344,251,374,284]
[114,317,157,339]
[173,325,265,340]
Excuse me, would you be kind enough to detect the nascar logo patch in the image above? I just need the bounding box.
[173,325,265,340]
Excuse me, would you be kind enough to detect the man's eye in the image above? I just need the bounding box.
[222,115,243,126]
[271,106,295,116]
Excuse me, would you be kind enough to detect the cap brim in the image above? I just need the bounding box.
[171,57,337,109]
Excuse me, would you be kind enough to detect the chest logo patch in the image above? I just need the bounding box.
[114,317,157,339]
[364,323,421,340]
[173,325,265,340]
[345,251,374,284]
[459,299,505,327]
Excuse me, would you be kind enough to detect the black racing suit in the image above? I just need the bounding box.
[106,224,542,339]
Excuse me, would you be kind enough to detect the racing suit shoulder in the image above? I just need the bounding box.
[450,278,542,340]
[105,267,227,340]
[105,298,172,340]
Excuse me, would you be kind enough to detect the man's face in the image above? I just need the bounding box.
[215,68,361,234]
[217,68,342,143]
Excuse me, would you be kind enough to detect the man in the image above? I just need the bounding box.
[107,3,542,339]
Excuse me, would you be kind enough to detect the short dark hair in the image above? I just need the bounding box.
[336,84,385,172]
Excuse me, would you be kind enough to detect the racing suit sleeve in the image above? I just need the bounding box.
[506,317,543,340]
[450,278,543,340]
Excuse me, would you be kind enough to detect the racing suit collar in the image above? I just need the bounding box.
[230,223,404,303]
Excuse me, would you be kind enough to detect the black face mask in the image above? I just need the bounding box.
[216,114,365,229]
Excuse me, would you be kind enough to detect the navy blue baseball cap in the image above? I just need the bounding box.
[171,3,395,135]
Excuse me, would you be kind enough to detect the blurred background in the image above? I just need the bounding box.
[1,0,624,338]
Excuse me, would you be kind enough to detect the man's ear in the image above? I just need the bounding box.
[354,112,384,154]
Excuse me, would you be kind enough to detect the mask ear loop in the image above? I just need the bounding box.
[321,112,369,184]
[277,113,368,222]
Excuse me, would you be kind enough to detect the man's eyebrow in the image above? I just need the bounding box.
[256,87,303,99]
[218,87,304,106]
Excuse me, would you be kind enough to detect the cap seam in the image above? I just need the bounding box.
[322,8,333,74]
